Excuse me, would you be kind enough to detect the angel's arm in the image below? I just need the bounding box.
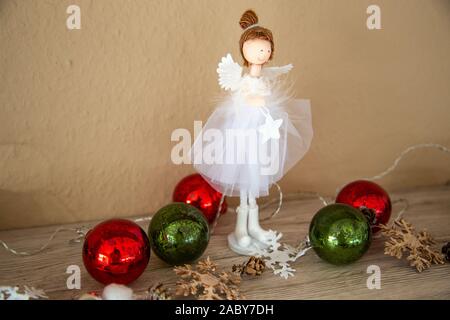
[261,64,293,80]
[216,54,243,91]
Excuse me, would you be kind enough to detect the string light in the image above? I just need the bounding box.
[1,143,448,256]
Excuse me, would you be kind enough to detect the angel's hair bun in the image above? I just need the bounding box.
[239,10,258,30]
[238,9,274,67]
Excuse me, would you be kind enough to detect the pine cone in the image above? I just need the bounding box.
[233,256,266,276]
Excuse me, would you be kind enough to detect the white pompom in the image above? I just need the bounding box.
[102,284,134,300]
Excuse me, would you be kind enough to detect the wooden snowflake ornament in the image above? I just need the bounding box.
[173,256,243,300]
[380,218,445,272]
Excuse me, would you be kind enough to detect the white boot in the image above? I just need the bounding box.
[248,204,273,244]
[227,206,254,255]
[233,206,252,247]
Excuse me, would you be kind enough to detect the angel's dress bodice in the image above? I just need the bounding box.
[191,73,313,198]
[237,74,272,97]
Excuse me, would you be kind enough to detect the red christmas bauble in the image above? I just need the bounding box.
[336,180,392,233]
[82,219,151,285]
[173,173,227,224]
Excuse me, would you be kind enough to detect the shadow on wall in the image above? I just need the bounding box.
[0,142,76,230]
[0,0,14,14]
[0,189,45,230]
[0,188,79,230]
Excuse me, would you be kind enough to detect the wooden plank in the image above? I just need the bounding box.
[0,185,449,299]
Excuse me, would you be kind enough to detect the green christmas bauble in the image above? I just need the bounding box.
[309,203,372,265]
[148,202,210,265]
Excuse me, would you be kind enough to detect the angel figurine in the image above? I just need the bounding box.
[191,10,313,255]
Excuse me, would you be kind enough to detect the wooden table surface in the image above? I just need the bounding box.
[1,185,449,300]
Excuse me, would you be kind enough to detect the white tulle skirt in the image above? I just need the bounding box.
[191,92,313,198]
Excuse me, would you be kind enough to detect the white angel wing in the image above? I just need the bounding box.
[261,64,293,80]
[216,53,243,91]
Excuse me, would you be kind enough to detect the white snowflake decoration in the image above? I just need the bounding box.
[0,285,48,300]
[251,232,311,279]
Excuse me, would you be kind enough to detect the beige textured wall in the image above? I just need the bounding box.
[1,0,449,230]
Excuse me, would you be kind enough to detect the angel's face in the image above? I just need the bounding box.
[243,39,272,66]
